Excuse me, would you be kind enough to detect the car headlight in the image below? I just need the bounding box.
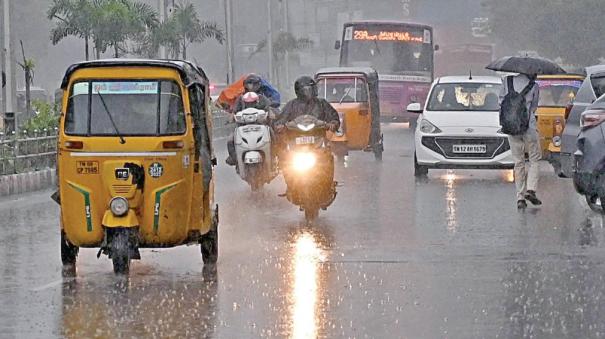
[110,197,129,217]
[419,119,442,134]
[292,152,317,172]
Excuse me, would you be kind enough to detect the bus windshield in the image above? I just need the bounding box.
[340,24,434,76]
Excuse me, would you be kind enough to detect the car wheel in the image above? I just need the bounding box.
[414,153,428,177]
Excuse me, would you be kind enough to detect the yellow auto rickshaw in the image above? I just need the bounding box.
[315,67,383,161]
[56,59,218,274]
[536,74,584,172]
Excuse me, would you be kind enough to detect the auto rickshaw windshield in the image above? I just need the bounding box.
[65,80,186,136]
[317,77,368,103]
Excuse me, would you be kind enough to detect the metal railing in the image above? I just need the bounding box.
[0,112,233,176]
[0,129,59,176]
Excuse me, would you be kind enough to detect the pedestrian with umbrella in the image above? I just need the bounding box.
[487,56,566,209]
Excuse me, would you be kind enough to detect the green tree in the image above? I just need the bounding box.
[48,0,158,59]
[152,2,224,59]
[252,32,313,88]
[21,100,61,134]
[17,41,35,117]
[488,0,605,65]
[48,0,95,60]
[91,0,158,58]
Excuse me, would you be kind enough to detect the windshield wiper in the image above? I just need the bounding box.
[96,90,126,144]
[339,86,354,104]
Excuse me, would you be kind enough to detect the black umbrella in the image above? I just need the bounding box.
[486,56,566,75]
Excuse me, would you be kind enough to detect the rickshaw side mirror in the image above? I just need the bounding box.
[407,103,423,113]
[434,44,440,51]
[334,40,341,50]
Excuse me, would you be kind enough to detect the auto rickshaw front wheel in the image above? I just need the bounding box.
[60,231,79,266]
[111,231,132,274]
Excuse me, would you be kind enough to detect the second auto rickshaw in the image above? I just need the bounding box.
[57,59,218,274]
[315,67,383,161]
[535,74,584,172]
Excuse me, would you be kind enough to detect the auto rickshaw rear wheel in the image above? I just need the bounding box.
[111,231,131,274]
[585,194,605,214]
[60,231,79,266]
[374,148,383,161]
[201,227,218,264]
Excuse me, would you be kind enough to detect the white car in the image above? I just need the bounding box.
[409,76,514,176]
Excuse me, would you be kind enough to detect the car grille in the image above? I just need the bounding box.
[421,136,510,159]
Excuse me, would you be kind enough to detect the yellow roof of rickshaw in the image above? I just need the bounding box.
[538,74,585,80]
[61,59,209,89]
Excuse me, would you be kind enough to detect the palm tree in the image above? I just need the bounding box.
[91,0,158,58]
[154,2,224,59]
[47,0,95,60]
[17,41,35,117]
[251,32,313,88]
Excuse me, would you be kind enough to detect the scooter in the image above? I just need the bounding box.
[233,108,277,191]
[282,115,337,223]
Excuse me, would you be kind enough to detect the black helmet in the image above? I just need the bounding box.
[294,76,318,100]
[244,74,262,93]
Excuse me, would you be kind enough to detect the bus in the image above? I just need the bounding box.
[337,21,435,123]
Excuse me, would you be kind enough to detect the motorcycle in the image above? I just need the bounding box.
[282,115,337,223]
[233,107,277,191]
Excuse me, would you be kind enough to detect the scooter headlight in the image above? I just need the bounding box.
[110,197,129,217]
[292,152,317,172]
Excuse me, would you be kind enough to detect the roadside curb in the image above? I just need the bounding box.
[0,169,56,197]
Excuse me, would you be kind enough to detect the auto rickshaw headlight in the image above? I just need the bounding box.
[110,197,129,217]
[292,152,317,172]
[552,136,562,147]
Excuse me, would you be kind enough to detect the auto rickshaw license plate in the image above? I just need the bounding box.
[295,136,315,145]
[76,161,99,174]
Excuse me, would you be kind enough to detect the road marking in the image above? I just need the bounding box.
[30,279,65,292]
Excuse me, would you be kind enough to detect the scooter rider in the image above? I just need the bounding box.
[274,76,340,133]
[226,90,273,166]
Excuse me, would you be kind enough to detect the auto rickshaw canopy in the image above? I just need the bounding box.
[315,67,380,118]
[60,59,209,90]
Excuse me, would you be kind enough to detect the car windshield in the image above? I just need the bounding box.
[317,77,368,103]
[427,82,502,111]
[536,79,582,107]
[65,80,186,136]
[591,75,605,98]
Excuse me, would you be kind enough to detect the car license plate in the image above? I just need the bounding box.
[452,144,486,153]
[295,136,315,145]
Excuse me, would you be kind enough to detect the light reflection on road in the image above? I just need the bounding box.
[288,230,327,339]
[441,170,458,233]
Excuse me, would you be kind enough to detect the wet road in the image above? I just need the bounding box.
[2,124,605,338]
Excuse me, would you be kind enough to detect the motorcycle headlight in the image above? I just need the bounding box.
[297,123,315,132]
[292,152,317,172]
[109,197,129,217]
[419,119,442,134]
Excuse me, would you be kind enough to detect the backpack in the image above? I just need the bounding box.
[499,76,535,136]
